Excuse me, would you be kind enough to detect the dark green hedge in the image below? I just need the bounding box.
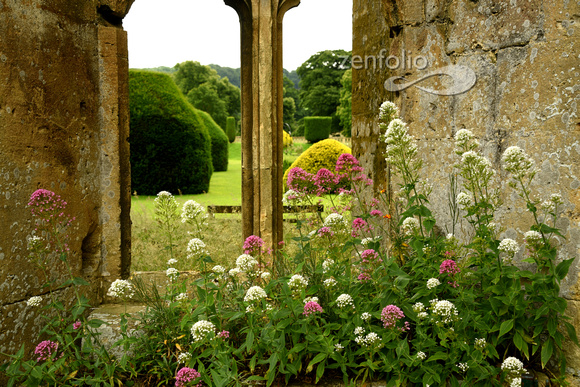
[129,70,213,195]
[198,110,229,172]
[304,116,332,143]
[226,117,236,143]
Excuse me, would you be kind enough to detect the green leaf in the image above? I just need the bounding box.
[87,318,107,328]
[315,361,325,383]
[565,322,580,347]
[306,353,327,373]
[423,218,436,234]
[72,277,90,286]
[245,330,254,353]
[556,258,575,281]
[427,352,447,362]
[541,340,554,368]
[499,319,514,338]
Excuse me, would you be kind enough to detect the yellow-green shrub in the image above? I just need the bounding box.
[283,139,351,188]
[283,130,293,148]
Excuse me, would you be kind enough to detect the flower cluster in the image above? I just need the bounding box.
[181,200,208,229]
[190,320,216,342]
[379,101,399,123]
[426,278,441,289]
[475,338,486,350]
[524,230,542,244]
[177,352,191,364]
[186,238,207,259]
[34,340,60,362]
[243,235,264,255]
[401,217,419,236]
[430,299,459,325]
[323,213,348,230]
[454,129,478,153]
[27,189,75,253]
[381,305,408,331]
[303,301,323,317]
[361,312,372,321]
[499,238,519,257]
[501,356,526,387]
[360,249,381,264]
[236,254,258,273]
[175,367,202,387]
[355,330,382,348]
[166,267,179,281]
[244,286,267,303]
[322,258,334,273]
[73,320,82,330]
[457,362,469,372]
[351,217,373,237]
[336,294,355,309]
[107,279,134,299]
[502,146,536,180]
[416,351,427,360]
[361,236,381,247]
[27,296,42,307]
[288,274,309,293]
[456,192,472,209]
[384,119,419,173]
[217,330,230,339]
[324,278,338,288]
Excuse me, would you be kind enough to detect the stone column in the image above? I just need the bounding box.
[224,0,300,247]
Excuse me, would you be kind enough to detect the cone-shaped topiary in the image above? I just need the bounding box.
[129,70,213,195]
[226,117,236,143]
[283,139,351,189]
[197,110,229,172]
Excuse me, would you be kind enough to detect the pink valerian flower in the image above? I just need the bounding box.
[314,168,337,195]
[361,249,382,264]
[370,209,382,217]
[303,301,324,316]
[317,226,335,238]
[381,305,408,331]
[287,167,316,195]
[217,330,230,339]
[440,259,460,276]
[351,218,373,237]
[444,250,456,258]
[27,189,75,252]
[357,272,372,282]
[34,340,61,362]
[73,320,82,330]
[243,235,264,255]
[175,367,202,387]
[335,153,363,174]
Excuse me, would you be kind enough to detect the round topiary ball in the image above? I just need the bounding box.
[283,139,351,189]
[129,70,213,195]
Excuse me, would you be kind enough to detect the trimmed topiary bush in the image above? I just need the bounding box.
[283,130,293,148]
[226,116,236,143]
[198,110,229,172]
[129,70,213,195]
[304,116,331,143]
[283,139,351,189]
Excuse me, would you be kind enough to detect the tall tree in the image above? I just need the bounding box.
[336,69,352,137]
[296,50,351,133]
[173,61,241,128]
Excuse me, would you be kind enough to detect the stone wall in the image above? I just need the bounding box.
[352,0,580,379]
[0,0,132,360]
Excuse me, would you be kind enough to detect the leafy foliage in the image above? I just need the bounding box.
[336,69,352,137]
[297,50,350,133]
[304,116,332,143]
[226,117,237,143]
[128,70,213,195]
[198,110,229,172]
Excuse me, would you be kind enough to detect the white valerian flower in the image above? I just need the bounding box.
[303,296,319,304]
[27,235,43,251]
[177,352,191,363]
[354,326,365,335]
[212,265,226,274]
[487,222,498,234]
[475,338,486,350]
[181,200,208,224]
[417,351,427,360]
[363,332,381,347]
[190,320,216,342]
[166,268,179,281]
[431,300,459,325]
[413,302,425,313]
[524,230,542,243]
[323,278,338,288]
[457,362,469,372]
[454,129,476,151]
[323,213,347,228]
[229,268,241,277]
[167,258,178,266]
[426,278,441,289]
[418,312,428,319]
[379,101,399,123]
[186,238,207,258]
[361,236,381,247]
[244,286,267,303]
[261,271,271,280]
[334,343,344,352]
[361,312,372,321]
[322,259,335,273]
[384,119,418,167]
[456,192,473,209]
[26,296,42,307]
[510,377,522,387]
[107,279,135,299]
[336,294,355,309]
[175,293,188,302]
[502,146,535,179]
[236,254,258,272]
[288,274,309,291]
[541,200,556,213]
[499,238,519,255]
[401,217,420,236]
